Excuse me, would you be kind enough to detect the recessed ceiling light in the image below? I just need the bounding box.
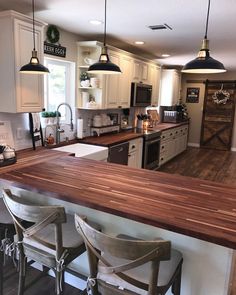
[161,54,170,57]
[134,41,145,45]
[89,20,103,25]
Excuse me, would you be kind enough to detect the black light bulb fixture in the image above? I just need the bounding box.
[88,0,121,75]
[182,0,226,74]
[20,0,49,74]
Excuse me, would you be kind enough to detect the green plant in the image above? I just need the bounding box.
[80,71,89,81]
[54,111,61,117]
[41,111,50,118]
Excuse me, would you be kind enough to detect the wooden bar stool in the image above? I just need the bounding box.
[0,197,15,295]
[75,214,183,295]
[2,189,100,295]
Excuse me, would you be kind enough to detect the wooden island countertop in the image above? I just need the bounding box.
[0,148,236,250]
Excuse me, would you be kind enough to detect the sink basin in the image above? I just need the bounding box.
[53,143,108,161]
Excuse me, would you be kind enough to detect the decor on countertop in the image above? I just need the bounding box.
[212,84,230,105]
[186,87,200,103]
[182,0,226,74]
[88,0,121,74]
[20,0,49,74]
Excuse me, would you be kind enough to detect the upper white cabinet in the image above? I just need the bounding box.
[77,41,161,110]
[149,64,161,106]
[159,69,181,106]
[105,52,132,109]
[117,54,132,108]
[0,10,45,113]
[132,60,149,83]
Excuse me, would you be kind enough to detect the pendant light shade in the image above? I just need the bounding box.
[88,0,121,75]
[182,0,226,74]
[20,0,49,74]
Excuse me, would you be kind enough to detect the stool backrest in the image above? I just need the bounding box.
[75,214,171,295]
[2,189,66,259]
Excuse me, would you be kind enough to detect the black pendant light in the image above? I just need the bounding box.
[20,0,49,74]
[182,0,226,74]
[88,0,121,75]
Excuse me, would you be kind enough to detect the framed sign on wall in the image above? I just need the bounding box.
[186,87,200,103]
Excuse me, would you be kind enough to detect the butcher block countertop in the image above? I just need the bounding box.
[0,148,235,249]
[80,122,188,146]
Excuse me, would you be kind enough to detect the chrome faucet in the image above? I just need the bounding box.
[56,102,74,144]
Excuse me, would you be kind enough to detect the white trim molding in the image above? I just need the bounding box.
[188,142,200,148]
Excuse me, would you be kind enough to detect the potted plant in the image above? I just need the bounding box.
[40,111,50,127]
[80,72,90,87]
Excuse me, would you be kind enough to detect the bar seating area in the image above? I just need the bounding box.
[1,188,184,295]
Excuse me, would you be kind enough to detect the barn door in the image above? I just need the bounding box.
[200,80,236,150]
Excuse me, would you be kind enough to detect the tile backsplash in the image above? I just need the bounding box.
[0,107,148,150]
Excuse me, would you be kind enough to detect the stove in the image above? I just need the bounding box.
[134,128,161,170]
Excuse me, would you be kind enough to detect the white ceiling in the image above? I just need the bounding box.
[1,0,235,70]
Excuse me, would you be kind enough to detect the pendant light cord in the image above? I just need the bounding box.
[204,0,211,39]
[32,0,36,51]
[103,0,107,46]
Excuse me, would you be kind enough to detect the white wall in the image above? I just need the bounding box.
[181,71,236,150]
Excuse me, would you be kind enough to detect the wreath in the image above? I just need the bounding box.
[46,25,60,44]
[212,84,230,105]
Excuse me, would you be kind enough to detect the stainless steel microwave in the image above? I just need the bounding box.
[131,82,152,107]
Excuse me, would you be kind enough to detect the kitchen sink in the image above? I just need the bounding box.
[53,143,108,161]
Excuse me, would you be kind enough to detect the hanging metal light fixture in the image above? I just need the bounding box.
[20,0,49,74]
[88,0,121,75]
[182,0,226,74]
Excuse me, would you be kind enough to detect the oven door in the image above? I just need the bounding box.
[143,137,160,170]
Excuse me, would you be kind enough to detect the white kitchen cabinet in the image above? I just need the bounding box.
[106,52,132,109]
[159,69,181,106]
[128,137,143,169]
[132,60,149,83]
[117,55,132,108]
[0,10,45,113]
[149,64,161,106]
[105,51,120,108]
[159,124,188,166]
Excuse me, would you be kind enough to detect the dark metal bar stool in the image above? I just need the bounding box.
[0,197,15,295]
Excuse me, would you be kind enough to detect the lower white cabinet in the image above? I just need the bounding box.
[128,137,143,169]
[159,124,188,166]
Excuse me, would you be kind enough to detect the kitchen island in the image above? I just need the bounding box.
[0,148,235,295]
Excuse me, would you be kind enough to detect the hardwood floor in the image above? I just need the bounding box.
[159,147,236,185]
[159,147,236,295]
[3,259,84,295]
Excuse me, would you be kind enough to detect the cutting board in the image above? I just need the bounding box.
[147,109,159,121]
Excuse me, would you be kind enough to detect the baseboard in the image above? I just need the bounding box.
[231,147,236,152]
[187,142,200,148]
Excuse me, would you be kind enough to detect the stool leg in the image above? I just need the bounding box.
[18,244,26,295]
[0,229,3,295]
[171,264,182,295]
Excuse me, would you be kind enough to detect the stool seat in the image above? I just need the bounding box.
[23,214,100,256]
[98,248,182,295]
[0,198,13,225]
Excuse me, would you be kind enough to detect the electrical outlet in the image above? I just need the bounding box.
[16,128,23,140]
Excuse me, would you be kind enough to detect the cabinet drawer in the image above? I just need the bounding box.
[161,129,175,141]
[128,138,142,153]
